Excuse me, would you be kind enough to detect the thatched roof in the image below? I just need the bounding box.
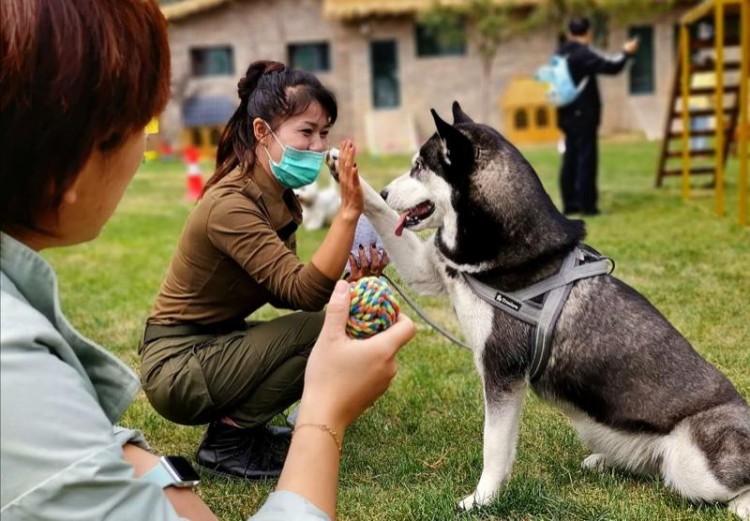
[162,0,681,23]
[322,0,543,20]
[161,0,233,21]
[161,0,542,22]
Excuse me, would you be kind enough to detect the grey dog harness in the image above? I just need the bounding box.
[463,245,613,382]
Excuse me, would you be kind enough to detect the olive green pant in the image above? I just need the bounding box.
[139,311,324,429]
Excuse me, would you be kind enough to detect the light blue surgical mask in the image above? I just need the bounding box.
[263,126,326,189]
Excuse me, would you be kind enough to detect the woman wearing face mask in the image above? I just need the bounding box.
[139,60,384,481]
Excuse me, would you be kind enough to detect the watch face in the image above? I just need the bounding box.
[165,456,201,483]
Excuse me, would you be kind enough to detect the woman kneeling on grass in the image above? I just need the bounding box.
[0,3,414,519]
[140,60,387,481]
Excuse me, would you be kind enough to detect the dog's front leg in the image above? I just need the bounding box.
[459,380,527,510]
[360,179,445,295]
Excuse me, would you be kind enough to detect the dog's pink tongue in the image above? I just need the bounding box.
[395,211,409,237]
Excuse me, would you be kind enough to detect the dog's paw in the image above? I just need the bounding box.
[729,490,750,520]
[325,148,340,182]
[581,453,609,473]
[457,490,493,511]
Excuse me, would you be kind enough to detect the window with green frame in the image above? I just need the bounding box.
[628,26,654,95]
[288,42,331,72]
[370,40,400,109]
[415,21,466,57]
[190,46,234,77]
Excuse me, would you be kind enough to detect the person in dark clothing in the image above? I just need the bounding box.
[556,16,639,216]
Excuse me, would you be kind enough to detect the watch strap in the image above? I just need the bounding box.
[141,457,178,489]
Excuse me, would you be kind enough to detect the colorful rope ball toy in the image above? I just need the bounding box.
[346,276,400,339]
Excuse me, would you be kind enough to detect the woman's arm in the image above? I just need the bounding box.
[310,140,363,280]
[273,280,416,519]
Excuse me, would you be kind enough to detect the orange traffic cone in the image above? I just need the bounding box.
[183,146,204,201]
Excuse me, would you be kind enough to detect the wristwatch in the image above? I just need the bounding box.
[141,456,201,489]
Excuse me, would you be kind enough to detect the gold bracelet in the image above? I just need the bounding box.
[293,423,342,454]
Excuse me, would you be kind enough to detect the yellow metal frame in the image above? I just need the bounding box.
[679,0,749,225]
[680,25,691,201]
[739,0,749,226]
[714,0,725,216]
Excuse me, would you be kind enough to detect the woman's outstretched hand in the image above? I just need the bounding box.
[336,140,363,224]
[297,280,415,431]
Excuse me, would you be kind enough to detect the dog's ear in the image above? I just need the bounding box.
[451,101,474,125]
[431,108,473,170]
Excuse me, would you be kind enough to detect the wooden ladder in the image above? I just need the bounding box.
[655,7,742,189]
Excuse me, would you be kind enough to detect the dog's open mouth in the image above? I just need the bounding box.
[395,201,436,236]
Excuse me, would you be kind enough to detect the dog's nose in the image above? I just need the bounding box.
[380,188,389,200]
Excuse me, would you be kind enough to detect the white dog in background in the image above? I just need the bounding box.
[295,181,341,231]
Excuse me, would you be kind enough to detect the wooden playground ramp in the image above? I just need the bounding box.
[656,0,748,226]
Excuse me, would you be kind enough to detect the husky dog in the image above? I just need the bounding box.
[294,181,341,231]
[328,102,750,518]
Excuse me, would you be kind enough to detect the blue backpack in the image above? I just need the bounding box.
[535,55,589,107]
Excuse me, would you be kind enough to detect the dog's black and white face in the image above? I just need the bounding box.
[387,151,450,236]
[383,101,583,271]
[386,103,480,240]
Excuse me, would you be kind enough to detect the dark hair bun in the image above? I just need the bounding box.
[238,60,286,99]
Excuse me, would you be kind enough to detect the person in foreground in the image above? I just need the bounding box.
[0,0,214,518]
[556,15,639,216]
[140,60,386,481]
[0,1,414,519]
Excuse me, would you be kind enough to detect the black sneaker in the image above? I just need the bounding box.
[195,422,289,480]
[267,424,293,441]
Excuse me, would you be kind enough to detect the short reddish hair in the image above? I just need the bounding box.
[0,0,171,231]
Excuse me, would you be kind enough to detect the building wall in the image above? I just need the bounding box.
[164,0,691,153]
[345,16,560,144]
[605,11,684,140]
[165,0,355,146]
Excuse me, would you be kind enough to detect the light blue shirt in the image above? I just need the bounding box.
[0,232,328,521]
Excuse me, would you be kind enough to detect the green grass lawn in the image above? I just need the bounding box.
[44,139,749,520]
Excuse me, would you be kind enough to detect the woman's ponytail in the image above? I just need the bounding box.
[204,60,285,194]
